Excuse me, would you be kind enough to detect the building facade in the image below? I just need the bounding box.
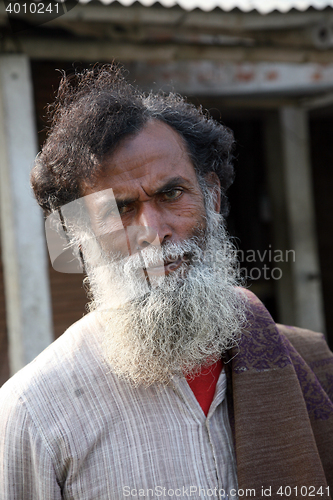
[1,0,333,384]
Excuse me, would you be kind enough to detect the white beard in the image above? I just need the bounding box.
[79,188,247,387]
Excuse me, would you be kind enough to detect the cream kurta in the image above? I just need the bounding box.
[0,312,237,500]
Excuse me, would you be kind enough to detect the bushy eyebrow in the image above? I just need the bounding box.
[154,176,190,194]
[115,176,190,207]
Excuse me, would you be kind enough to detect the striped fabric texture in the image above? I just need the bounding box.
[0,312,237,499]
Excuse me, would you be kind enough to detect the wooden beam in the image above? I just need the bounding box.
[132,60,333,97]
[10,36,333,65]
[0,54,53,374]
[301,91,333,110]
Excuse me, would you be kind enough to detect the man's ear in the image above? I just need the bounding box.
[204,172,221,213]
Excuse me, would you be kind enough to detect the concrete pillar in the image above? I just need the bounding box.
[264,107,325,333]
[0,54,53,375]
[264,112,296,327]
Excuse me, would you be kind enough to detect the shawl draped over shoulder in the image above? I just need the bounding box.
[224,289,333,499]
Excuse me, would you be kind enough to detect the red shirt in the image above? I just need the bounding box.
[186,359,223,416]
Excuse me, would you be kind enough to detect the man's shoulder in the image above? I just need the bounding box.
[241,288,331,357]
[276,323,332,366]
[0,312,123,488]
[0,311,122,464]
[240,288,332,367]
[0,312,105,410]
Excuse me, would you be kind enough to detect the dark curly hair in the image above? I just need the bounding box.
[31,64,235,217]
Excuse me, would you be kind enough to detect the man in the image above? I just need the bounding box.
[0,65,332,500]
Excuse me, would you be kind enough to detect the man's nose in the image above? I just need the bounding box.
[136,226,159,249]
[134,204,172,249]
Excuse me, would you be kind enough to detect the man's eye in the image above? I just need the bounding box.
[118,205,132,216]
[103,207,119,218]
[163,189,183,200]
[103,205,130,218]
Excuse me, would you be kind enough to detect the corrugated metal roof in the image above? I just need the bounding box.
[78,0,333,14]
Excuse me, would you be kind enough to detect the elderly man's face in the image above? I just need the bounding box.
[83,120,220,276]
[76,120,244,386]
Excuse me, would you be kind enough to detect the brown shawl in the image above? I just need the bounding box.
[224,289,333,500]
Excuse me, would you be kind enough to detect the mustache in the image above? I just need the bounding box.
[121,238,203,274]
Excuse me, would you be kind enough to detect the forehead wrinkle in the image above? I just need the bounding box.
[110,147,185,178]
[107,128,191,177]
[109,155,190,197]
[86,120,197,198]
